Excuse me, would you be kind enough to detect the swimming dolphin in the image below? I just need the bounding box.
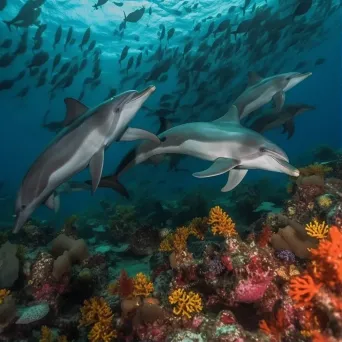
[97,105,299,196]
[13,85,158,233]
[247,104,316,139]
[235,71,312,119]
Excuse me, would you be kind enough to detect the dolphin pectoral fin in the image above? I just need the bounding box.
[273,91,285,112]
[247,71,263,86]
[120,127,160,143]
[221,169,248,192]
[63,98,89,126]
[45,193,58,211]
[89,148,104,194]
[192,158,239,178]
[213,105,241,124]
[54,194,60,213]
[282,119,295,139]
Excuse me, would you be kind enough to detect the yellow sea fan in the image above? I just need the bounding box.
[79,297,113,327]
[208,206,237,237]
[88,322,117,342]
[187,217,208,240]
[168,288,202,319]
[57,336,68,342]
[299,163,332,177]
[305,219,329,239]
[0,289,10,305]
[133,273,154,297]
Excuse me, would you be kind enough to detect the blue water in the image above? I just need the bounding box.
[0,0,341,225]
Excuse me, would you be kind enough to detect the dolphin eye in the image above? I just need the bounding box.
[259,147,266,153]
[21,205,26,210]
[286,77,291,81]
[115,107,121,114]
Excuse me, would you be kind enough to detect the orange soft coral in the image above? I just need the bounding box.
[133,273,154,297]
[168,288,203,319]
[208,206,237,238]
[289,275,322,307]
[298,163,332,177]
[39,326,53,342]
[79,297,116,342]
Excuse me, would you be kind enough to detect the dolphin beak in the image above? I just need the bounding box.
[132,85,156,101]
[272,156,300,177]
[300,72,312,80]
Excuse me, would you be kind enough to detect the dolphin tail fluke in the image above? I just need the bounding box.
[88,175,130,199]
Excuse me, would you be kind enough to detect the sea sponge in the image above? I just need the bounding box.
[168,288,202,319]
[133,273,154,297]
[50,234,88,281]
[16,302,50,324]
[208,206,237,238]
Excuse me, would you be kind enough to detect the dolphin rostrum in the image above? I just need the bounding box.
[247,104,315,139]
[13,85,158,233]
[235,71,312,119]
[96,105,299,196]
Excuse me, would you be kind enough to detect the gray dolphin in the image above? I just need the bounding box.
[98,105,299,195]
[247,104,316,139]
[13,85,158,233]
[235,71,312,119]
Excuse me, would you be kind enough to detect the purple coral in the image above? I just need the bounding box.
[275,250,296,263]
[207,258,225,275]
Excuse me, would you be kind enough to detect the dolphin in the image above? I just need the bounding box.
[96,105,299,196]
[235,71,312,119]
[13,85,158,233]
[247,104,316,139]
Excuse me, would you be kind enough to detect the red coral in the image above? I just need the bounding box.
[257,225,272,247]
[118,270,134,298]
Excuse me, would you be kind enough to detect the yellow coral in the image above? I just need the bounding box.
[208,206,237,237]
[40,326,53,342]
[305,219,329,239]
[89,322,117,342]
[159,225,201,252]
[187,217,208,240]
[169,288,203,319]
[0,289,10,305]
[79,297,116,342]
[298,163,332,177]
[133,273,154,297]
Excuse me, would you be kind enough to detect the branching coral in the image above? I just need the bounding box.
[305,219,329,239]
[79,297,117,342]
[208,206,237,237]
[187,217,208,240]
[168,288,202,319]
[289,275,322,307]
[0,290,10,305]
[133,273,154,297]
[159,226,201,253]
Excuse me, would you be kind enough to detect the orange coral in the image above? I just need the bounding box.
[107,270,134,298]
[133,273,154,297]
[0,289,10,305]
[305,219,329,239]
[298,163,332,177]
[187,217,208,240]
[289,275,322,307]
[259,307,288,341]
[79,297,116,342]
[168,288,202,319]
[208,206,237,238]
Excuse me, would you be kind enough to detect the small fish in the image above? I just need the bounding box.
[27,51,49,68]
[124,7,145,23]
[93,0,108,10]
[16,86,29,98]
[53,25,62,49]
[194,23,201,31]
[0,79,14,91]
[0,53,15,67]
[167,28,175,41]
[159,24,165,41]
[15,70,25,81]
[64,27,73,51]
[52,53,61,73]
[136,52,142,68]
[0,0,7,11]
[79,27,91,51]
[293,0,312,18]
[126,56,134,74]
[119,45,129,65]
[315,58,325,65]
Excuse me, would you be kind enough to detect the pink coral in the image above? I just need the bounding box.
[234,277,272,303]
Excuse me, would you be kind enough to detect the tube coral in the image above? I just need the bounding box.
[168,288,202,319]
[208,206,237,237]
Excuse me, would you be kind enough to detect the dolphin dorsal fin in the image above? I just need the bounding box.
[63,98,88,126]
[247,71,263,86]
[213,105,240,124]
